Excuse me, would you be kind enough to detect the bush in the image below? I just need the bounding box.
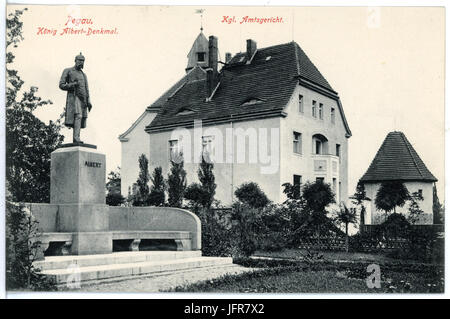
[199,208,235,257]
[234,182,270,208]
[185,183,209,209]
[6,201,56,290]
[231,202,266,257]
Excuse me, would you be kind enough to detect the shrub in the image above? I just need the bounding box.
[231,202,265,257]
[234,182,270,208]
[199,208,235,257]
[6,201,56,290]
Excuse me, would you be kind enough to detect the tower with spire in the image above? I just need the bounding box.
[185,30,209,73]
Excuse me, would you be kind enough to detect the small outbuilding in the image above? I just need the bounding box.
[360,131,437,225]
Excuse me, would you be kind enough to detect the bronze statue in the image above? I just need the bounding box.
[59,53,92,143]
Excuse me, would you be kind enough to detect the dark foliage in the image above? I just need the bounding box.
[133,154,150,206]
[106,167,124,206]
[375,181,409,215]
[167,159,187,207]
[6,8,64,203]
[234,182,270,208]
[6,201,56,290]
[149,166,166,206]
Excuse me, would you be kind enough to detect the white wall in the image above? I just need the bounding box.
[363,181,434,225]
[280,84,350,203]
[148,117,281,207]
[120,111,157,197]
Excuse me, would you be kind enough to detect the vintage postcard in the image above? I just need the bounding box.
[3,3,445,300]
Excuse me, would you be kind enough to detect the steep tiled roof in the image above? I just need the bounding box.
[360,131,437,182]
[146,41,348,133]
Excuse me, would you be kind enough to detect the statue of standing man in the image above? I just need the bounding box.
[59,53,92,143]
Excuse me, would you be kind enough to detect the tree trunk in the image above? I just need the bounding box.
[345,223,349,253]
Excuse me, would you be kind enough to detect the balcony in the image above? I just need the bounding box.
[312,154,339,178]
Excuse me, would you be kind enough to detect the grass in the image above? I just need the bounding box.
[168,249,444,293]
[253,248,418,264]
[169,266,444,293]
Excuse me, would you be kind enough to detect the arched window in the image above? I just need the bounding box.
[312,134,329,155]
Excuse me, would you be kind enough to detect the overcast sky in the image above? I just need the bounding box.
[6,5,445,200]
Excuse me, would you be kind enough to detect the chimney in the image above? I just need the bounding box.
[246,39,257,60]
[225,52,232,64]
[207,35,218,99]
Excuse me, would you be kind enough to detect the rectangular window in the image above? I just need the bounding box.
[312,100,317,118]
[331,107,336,124]
[293,175,302,198]
[315,140,322,155]
[299,95,304,113]
[316,177,325,183]
[293,131,302,154]
[332,178,337,195]
[418,189,423,197]
[197,52,206,62]
[336,144,341,157]
[319,103,323,120]
[169,139,179,161]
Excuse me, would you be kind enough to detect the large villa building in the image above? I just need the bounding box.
[119,31,352,206]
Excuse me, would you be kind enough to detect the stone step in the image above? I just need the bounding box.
[41,256,233,285]
[34,250,202,271]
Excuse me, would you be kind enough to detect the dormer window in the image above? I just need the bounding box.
[241,97,264,106]
[176,106,195,116]
[197,52,206,62]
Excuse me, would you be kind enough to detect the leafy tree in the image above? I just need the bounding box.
[133,154,150,206]
[301,180,336,237]
[432,184,444,224]
[6,8,64,203]
[198,157,216,208]
[234,182,270,208]
[334,203,357,252]
[282,182,301,201]
[375,181,410,217]
[302,180,335,213]
[106,167,124,206]
[148,166,166,206]
[167,158,187,207]
[184,183,206,211]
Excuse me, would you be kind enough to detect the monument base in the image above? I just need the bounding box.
[60,142,97,149]
[56,204,109,232]
[71,232,113,255]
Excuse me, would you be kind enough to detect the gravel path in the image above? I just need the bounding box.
[61,265,255,293]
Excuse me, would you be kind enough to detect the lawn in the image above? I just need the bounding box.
[169,266,444,293]
[253,248,417,264]
[168,249,444,293]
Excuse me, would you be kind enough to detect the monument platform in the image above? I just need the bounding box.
[35,251,233,287]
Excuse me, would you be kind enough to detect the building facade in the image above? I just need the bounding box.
[120,31,352,206]
[359,131,437,225]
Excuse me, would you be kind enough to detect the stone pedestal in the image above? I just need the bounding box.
[51,146,106,204]
[50,146,111,255]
